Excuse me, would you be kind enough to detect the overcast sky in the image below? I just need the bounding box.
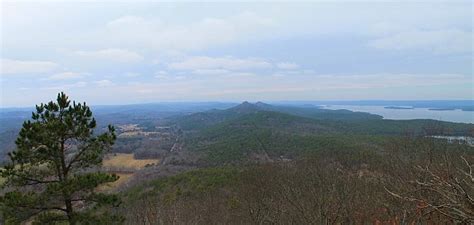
[0,0,472,107]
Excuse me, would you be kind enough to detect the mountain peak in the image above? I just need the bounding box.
[255,101,272,107]
[229,101,260,113]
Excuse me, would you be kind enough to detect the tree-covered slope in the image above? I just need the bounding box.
[175,102,473,164]
[172,101,382,131]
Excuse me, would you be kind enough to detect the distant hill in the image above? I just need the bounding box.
[228,101,262,113]
[172,101,383,131]
[171,102,474,165]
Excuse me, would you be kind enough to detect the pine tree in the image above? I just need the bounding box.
[0,92,122,224]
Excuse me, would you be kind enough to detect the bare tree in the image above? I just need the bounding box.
[386,156,474,223]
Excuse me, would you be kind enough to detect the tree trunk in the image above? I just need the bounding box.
[66,199,75,225]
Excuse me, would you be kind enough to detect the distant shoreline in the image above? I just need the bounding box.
[429,108,456,111]
[428,108,474,112]
[384,106,414,110]
[323,105,473,124]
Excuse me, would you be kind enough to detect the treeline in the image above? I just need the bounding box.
[116,137,473,224]
[113,136,173,159]
[175,109,474,165]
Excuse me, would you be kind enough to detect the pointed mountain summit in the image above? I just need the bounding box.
[228,101,262,113]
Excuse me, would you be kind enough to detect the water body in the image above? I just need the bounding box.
[431,136,474,146]
[322,105,474,124]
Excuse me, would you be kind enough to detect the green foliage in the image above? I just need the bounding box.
[179,106,473,164]
[172,102,385,131]
[0,92,121,224]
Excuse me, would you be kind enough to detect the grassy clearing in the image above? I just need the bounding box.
[100,153,159,191]
[103,153,159,170]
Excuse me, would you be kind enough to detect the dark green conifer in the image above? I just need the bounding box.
[0,92,122,224]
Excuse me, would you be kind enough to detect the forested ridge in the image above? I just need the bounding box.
[1,99,473,224]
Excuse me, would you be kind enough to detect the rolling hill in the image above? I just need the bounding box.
[169,102,474,165]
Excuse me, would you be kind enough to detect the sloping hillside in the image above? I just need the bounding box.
[172,102,473,165]
[171,101,382,131]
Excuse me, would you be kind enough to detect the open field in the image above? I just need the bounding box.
[103,153,159,170]
[100,153,160,191]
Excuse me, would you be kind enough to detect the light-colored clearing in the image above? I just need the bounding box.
[103,153,159,170]
[100,153,159,191]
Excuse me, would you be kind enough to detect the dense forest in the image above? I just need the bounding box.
[118,138,473,224]
[1,100,473,224]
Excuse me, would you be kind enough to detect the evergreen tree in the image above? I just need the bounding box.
[0,92,122,224]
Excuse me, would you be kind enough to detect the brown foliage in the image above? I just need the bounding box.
[117,137,473,224]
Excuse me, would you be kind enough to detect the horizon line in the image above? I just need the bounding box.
[1,99,473,110]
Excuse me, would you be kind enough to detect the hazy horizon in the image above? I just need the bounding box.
[1,99,473,109]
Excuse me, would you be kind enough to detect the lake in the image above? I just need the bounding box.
[321,105,474,124]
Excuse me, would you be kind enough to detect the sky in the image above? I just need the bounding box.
[0,0,472,107]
